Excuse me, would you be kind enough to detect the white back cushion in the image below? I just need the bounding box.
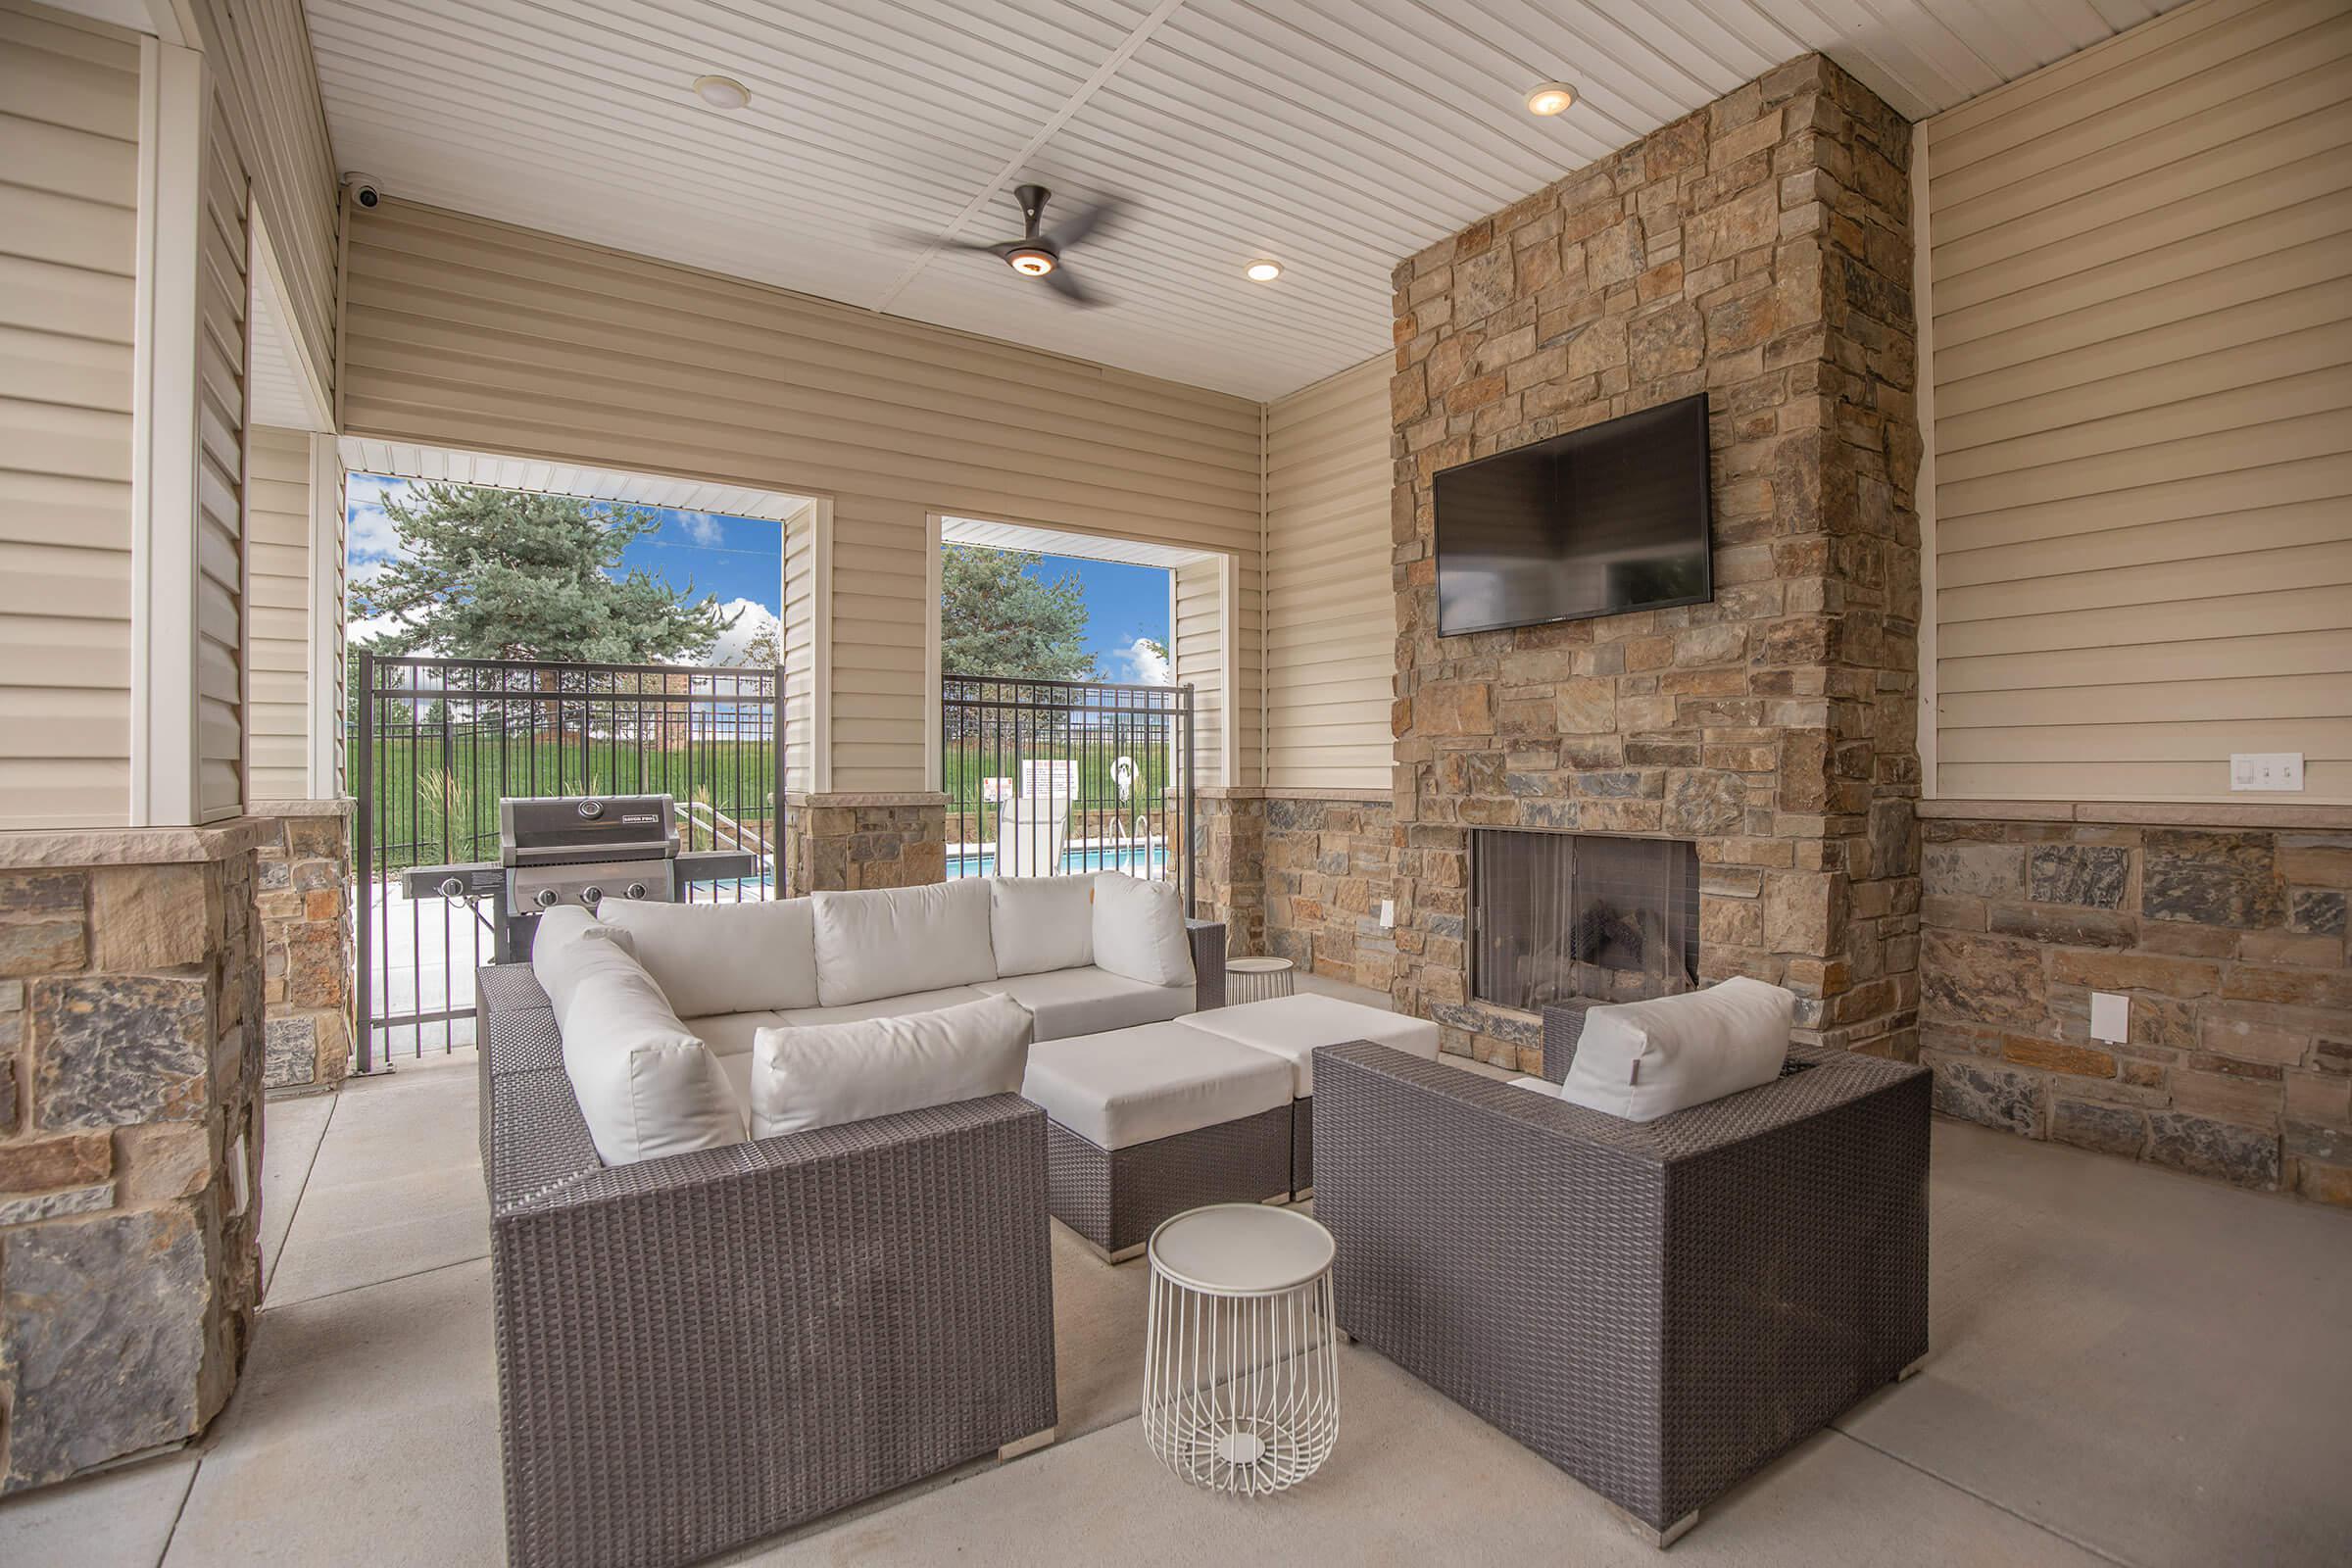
[530,909,637,1034]
[555,938,747,1164]
[595,897,818,1014]
[989,875,1095,976]
[1091,873,1193,989]
[751,993,1032,1138]
[810,878,996,1005]
[1557,976,1793,1123]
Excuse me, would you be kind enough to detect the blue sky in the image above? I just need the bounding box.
[348,473,1170,679]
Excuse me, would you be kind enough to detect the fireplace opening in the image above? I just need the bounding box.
[1471,829,1699,1011]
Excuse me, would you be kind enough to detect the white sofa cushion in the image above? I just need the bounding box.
[681,1009,790,1058]
[1091,873,1193,989]
[774,985,992,1028]
[1556,976,1793,1123]
[989,875,1095,976]
[529,909,637,1035]
[1021,1021,1292,1152]
[750,993,1033,1138]
[811,878,997,1005]
[596,897,818,1014]
[976,966,1191,1040]
[556,938,747,1164]
[1183,993,1441,1098]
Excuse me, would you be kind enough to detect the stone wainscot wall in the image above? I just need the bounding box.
[1194,792,1400,991]
[254,802,354,1093]
[0,822,271,1490]
[785,794,948,896]
[1920,805,2350,1206]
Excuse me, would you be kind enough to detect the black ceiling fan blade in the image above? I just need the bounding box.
[1045,198,1121,252]
[1043,266,1103,307]
[878,224,1019,257]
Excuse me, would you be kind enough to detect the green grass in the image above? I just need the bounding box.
[941,740,1178,817]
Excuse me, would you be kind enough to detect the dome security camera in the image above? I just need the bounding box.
[344,173,384,210]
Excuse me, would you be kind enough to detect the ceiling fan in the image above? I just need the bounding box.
[896,183,1120,307]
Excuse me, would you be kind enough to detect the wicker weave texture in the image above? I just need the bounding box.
[1188,920,1227,1011]
[1292,1096,1313,1197]
[482,975,1058,1568]
[1044,1104,1291,1253]
[1313,1041,1929,1533]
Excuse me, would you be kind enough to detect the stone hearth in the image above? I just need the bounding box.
[1387,55,1922,1068]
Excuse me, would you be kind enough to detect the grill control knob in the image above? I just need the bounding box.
[625,882,648,900]
[580,886,605,906]
[533,888,560,909]
[437,877,466,899]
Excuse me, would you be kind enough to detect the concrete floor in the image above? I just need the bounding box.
[7,1004,2350,1567]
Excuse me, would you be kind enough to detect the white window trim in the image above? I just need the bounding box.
[923,512,944,792]
[128,37,208,827]
[308,434,345,798]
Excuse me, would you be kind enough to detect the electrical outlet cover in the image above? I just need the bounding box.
[2089,992,2130,1045]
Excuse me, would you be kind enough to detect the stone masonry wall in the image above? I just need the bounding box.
[1262,797,1399,992]
[1920,812,2351,1206]
[1387,55,1922,1069]
[255,805,354,1093]
[0,828,269,1490]
[785,795,948,895]
[1191,793,1265,955]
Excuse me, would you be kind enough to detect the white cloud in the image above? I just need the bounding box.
[672,511,725,547]
[1108,636,1171,686]
[703,598,780,666]
[344,473,416,562]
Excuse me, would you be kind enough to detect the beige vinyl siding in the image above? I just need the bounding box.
[1925,0,2352,803]
[0,3,137,827]
[1262,357,1393,791]
[780,505,818,794]
[1172,558,1228,787]
[339,200,1263,791]
[247,424,309,798]
[196,90,250,821]
[190,0,336,411]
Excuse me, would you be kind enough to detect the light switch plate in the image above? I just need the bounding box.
[1378,898,1396,929]
[2230,753,2304,791]
[2089,991,2130,1045]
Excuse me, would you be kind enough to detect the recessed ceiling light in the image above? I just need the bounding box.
[1525,81,1576,117]
[693,74,752,110]
[1245,259,1282,282]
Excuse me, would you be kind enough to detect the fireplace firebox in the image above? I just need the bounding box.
[1471,829,1699,1011]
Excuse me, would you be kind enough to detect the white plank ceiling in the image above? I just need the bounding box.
[304,0,2189,400]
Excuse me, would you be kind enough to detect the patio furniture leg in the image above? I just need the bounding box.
[1898,1352,1930,1381]
[1612,1504,1699,1549]
[999,1427,1058,1462]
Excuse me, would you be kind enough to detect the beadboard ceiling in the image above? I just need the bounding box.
[303,0,2186,401]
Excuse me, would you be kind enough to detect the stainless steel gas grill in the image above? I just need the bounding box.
[405,793,760,963]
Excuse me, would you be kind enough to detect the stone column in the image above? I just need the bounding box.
[0,820,270,1491]
[1191,790,1265,954]
[783,793,949,894]
[252,802,355,1093]
[1260,793,1399,989]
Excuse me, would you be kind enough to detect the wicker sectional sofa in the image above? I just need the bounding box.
[1311,1032,1931,1545]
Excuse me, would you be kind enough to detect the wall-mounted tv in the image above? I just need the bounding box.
[1433,392,1713,637]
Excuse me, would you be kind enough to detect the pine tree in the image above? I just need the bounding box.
[353,482,737,662]
[939,544,1093,679]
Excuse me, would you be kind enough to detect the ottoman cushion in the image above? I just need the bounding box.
[1184,994,1441,1097]
[1023,1021,1292,1151]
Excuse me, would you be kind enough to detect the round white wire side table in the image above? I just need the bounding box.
[1224,956,1297,1006]
[1141,1203,1340,1495]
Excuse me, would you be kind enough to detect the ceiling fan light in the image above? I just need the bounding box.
[693,74,752,110]
[1245,259,1283,282]
[1006,247,1056,276]
[1525,81,1576,117]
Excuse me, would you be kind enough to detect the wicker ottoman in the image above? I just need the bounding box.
[1022,1021,1295,1260]
[1182,994,1441,1198]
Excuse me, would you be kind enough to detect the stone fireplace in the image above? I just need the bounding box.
[1472,829,1698,1010]
[1387,55,1923,1070]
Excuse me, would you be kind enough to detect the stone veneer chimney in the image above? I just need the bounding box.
[1387,55,1924,1067]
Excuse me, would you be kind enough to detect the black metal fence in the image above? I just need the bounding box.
[354,652,782,1065]
[940,673,1194,909]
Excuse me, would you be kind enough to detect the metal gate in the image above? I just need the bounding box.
[941,673,1195,911]
[353,653,783,1068]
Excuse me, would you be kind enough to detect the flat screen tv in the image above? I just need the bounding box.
[1433,392,1713,637]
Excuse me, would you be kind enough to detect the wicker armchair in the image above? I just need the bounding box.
[476,966,1058,1568]
[1311,1037,1930,1545]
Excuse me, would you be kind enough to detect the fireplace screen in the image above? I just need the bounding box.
[1472,830,1699,1011]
